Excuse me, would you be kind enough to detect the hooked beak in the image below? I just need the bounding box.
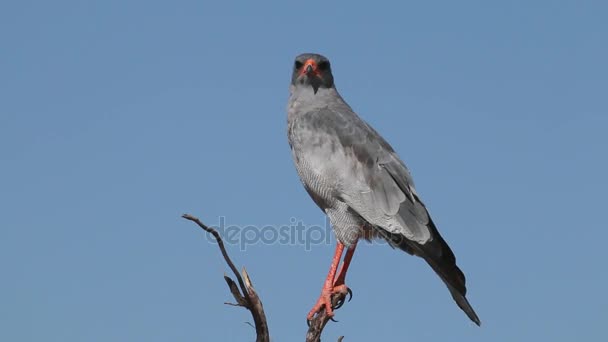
[298,59,322,94]
[301,59,319,76]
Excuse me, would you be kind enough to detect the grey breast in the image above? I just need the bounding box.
[287,88,367,245]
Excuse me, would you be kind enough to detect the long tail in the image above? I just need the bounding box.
[386,219,481,325]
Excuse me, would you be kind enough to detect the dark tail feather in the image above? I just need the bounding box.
[387,219,481,326]
[421,245,481,326]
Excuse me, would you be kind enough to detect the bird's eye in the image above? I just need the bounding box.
[318,61,330,71]
[294,61,303,69]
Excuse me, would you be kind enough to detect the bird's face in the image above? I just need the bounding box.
[291,53,334,94]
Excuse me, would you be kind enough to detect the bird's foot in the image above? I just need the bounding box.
[306,284,352,321]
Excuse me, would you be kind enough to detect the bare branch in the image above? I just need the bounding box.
[182,213,270,342]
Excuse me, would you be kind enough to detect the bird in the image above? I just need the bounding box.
[286,53,480,326]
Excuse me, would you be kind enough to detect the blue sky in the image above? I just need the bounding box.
[1,0,607,341]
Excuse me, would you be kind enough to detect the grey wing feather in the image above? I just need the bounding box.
[317,107,432,244]
[343,157,432,244]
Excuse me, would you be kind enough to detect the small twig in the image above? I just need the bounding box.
[182,213,270,342]
[223,275,247,307]
[223,302,244,307]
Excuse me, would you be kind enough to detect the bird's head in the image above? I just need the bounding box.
[291,53,334,94]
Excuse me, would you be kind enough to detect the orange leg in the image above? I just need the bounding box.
[334,241,357,286]
[307,242,349,320]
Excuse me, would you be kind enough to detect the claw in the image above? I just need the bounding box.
[330,317,339,323]
[307,318,311,327]
[333,286,353,310]
[334,297,345,310]
[307,284,352,322]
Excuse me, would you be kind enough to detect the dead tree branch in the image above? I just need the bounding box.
[182,213,346,342]
[182,214,269,342]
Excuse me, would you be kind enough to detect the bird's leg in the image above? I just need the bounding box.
[329,241,357,310]
[307,242,349,320]
[334,241,357,287]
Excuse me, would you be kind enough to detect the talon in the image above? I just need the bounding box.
[334,297,345,310]
[306,293,334,321]
[307,318,311,327]
[333,286,352,310]
[307,284,349,320]
[330,317,339,323]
